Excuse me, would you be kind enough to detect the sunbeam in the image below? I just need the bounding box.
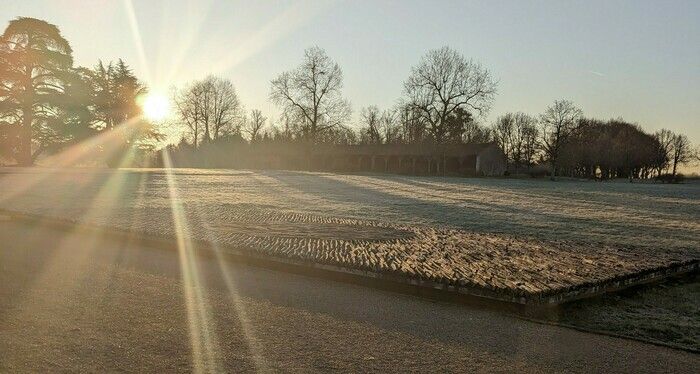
[161,150,221,373]
[190,206,269,372]
[123,0,153,86]
[159,0,214,85]
[75,147,140,224]
[0,117,144,205]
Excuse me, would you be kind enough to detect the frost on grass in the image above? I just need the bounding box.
[0,168,698,299]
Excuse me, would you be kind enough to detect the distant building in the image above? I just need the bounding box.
[241,142,507,176]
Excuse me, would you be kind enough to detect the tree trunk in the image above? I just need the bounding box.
[672,157,678,176]
[17,120,33,166]
[550,159,557,181]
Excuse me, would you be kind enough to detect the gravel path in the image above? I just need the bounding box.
[1,220,697,373]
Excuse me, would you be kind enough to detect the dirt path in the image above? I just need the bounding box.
[0,220,697,373]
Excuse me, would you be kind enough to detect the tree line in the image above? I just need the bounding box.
[1,17,697,179]
[172,46,496,148]
[169,45,696,180]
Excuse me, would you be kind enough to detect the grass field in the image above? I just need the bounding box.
[0,168,697,302]
[558,274,699,351]
[2,168,697,249]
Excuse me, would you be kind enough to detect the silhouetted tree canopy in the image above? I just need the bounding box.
[90,60,144,131]
[556,118,660,179]
[245,109,266,142]
[538,100,583,178]
[0,17,76,165]
[359,105,382,144]
[492,112,538,172]
[403,46,497,143]
[174,76,244,148]
[670,133,691,177]
[88,60,161,167]
[270,46,351,144]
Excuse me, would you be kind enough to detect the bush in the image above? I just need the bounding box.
[656,173,685,184]
[527,166,549,178]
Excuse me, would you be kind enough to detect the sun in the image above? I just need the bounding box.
[141,93,170,121]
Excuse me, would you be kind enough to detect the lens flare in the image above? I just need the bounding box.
[141,93,170,121]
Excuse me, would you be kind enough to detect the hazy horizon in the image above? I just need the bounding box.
[2,0,699,162]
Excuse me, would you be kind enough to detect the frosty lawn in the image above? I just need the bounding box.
[1,168,698,303]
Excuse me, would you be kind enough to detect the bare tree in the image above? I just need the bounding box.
[173,83,204,148]
[270,46,351,143]
[316,124,357,145]
[403,46,497,143]
[502,112,539,171]
[380,108,401,144]
[359,105,382,144]
[271,113,295,142]
[245,109,266,142]
[492,114,515,167]
[174,76,243,148]
[670,133,691,176]
[653,129,675,175]
[462,115,491,144]
[398,104,427,144]
[539,100,583,179]
[207,77,243,140]
[520,117,539,170]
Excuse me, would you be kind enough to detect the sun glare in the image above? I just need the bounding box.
[141,93,170,121]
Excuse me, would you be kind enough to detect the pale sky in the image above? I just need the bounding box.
[2,0,699,150]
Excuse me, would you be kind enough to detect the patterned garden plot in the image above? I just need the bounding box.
[200,209,696,303]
